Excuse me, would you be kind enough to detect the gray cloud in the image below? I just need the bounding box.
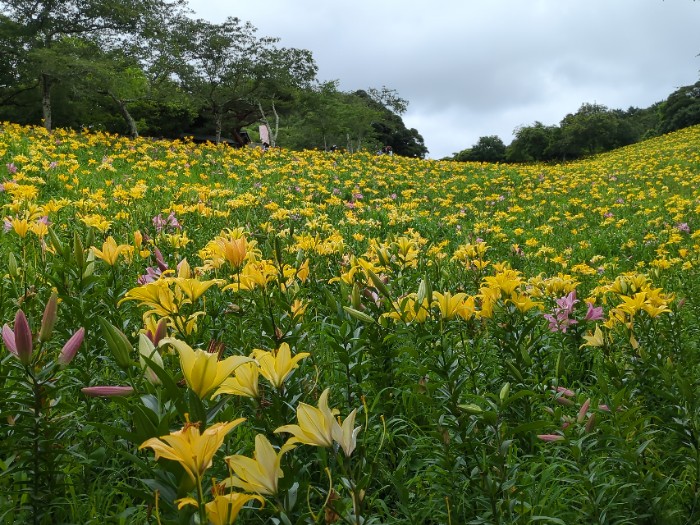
[187,0,699,158]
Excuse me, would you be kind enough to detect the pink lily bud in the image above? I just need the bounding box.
[577,398,591,424]
[537,434,565,442]
[39,293,59,342]
[555,386,575,397]
[58,328,85,367]
[152,318,168,345]
[13,310,33,365]
[81,386,134,397]
[585,413,597,433]
[2,324,17,356]
[555,396,575,406]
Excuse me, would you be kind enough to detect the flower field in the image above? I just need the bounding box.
[2,122,700,524]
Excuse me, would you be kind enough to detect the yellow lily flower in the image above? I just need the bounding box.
[296,259,310,282]
[139,417,245,483]
[384,294,429,323]
[581,325,605,348]
[616,292,648,317]
[508,292,542,314]
[91,236,131,265]
[212,362,260,399]
[275,389,337,448]
[251,342,310,389]
[219,236,248,268]
[332,407,362,457]
[11,217,29,238]
[329,261,360,285]
[206,492,264,525]
[642,288,672,317]
[432,291,476,320]
[223,434,295,495]
[482,269,523,297]
[29,220,48,238]
[173,277,223,302]
[79,213,111,233]
[290,299,308,320]
[177,258,192,278]
[142,315,168,344]
[119,280,180,317]
[223,260,278,292]
[165,338,253,398]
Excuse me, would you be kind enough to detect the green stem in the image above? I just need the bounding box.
[196,475,207,524]
[29,367,41,525]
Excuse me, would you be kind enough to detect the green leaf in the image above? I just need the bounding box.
[511,420,549,435]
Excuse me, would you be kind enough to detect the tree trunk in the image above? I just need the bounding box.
[215,112,223,144]
[258,101,278,147]
[41,74,53,132]
[109,93,139,138]
[270,101,279,147]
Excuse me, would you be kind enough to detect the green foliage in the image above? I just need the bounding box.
[454,135,507,163]
[659,81,700,134]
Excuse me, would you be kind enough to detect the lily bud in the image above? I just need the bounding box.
[58,327,85,367]
[134,230,143,250]
[585,413,597,433]
[343,306,376,324]
[537,434,565,442]
[351,283,362,309]
[98,318,133,368]
[73,231,85,270]
[138,334,163,385]
[2,324,17,355]
[81,385,134,397]
[499,382,510,403]
[14,310,33,365]
[39,292,59,342]
[577,398,591,424]
[152,317,168,345]
[48,227,64,255]
[8,252,19,278]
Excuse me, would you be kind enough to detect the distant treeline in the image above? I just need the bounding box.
[450,81,700,163]
[0,0,428,158]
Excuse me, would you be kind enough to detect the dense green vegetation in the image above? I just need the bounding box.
[452,86,700,162]
[0,122,699,524]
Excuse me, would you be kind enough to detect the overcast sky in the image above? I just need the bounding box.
[186,0,699,158]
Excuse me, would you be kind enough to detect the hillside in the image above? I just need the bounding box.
[1,122,699,524]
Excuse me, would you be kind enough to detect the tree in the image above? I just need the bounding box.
[280,82,384,153]
[462,135,507,162]
[173,17,316,144]
[506,122,559,162]
[555,103,635,159]
[255,46,318,147]
[354,89,428,157]
[284,80,347,150]
[366,86,408,115]
[0,0,185,131]
[658,81,700,134]
[0,15,36,110]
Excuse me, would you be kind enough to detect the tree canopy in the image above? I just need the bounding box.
[450,85,697,164]
[0,2,425,156]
